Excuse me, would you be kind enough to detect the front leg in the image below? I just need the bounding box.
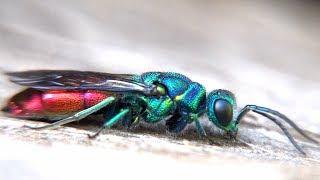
[195,120,221,146]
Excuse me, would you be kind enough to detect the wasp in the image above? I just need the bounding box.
[2,70,318,155]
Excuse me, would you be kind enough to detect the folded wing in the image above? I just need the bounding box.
[6,70,157,95]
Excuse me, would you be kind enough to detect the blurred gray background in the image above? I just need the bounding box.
[0,1,320,179]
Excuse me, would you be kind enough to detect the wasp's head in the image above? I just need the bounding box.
[206,89,238,133]
[206,89,319,155]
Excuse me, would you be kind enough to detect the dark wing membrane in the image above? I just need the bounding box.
[6,70,157,95]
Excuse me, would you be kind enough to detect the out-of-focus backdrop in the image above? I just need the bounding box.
[0,0,320,179]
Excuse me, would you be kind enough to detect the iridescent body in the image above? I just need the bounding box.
[5,72,207,133]
[2,70,318,155]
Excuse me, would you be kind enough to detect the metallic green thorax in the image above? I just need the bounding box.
[175,82,206,122]
[132,72,206,124]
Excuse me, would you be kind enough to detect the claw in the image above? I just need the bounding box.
[87,133,99,139]
[87,127,105,139]
[225,131,238,141]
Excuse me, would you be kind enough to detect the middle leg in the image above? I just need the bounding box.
[88,108,130,138]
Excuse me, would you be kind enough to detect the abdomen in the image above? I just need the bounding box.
[3,88,113,120]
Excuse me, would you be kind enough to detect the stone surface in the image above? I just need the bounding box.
[0,0,320,179]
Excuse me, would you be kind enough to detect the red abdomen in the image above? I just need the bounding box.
[3,88,113,120]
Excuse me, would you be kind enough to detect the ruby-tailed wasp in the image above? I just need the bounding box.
[2,70,318,155]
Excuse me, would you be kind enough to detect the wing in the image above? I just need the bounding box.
[6,70,158,95]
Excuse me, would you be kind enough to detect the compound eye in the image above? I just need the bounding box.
[214,99,233,126]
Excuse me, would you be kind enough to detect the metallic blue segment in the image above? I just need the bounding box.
[207,90,237,132]
[159,72,192,99]
[162,72,191,82]
[140,72,161,86]
[178,82,206,113]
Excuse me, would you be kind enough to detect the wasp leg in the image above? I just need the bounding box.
[23,97,116,130]
[123,115,141,131]
[131,116,141,127]
[195,120,220,146]
[165,114,187,133]
[88,108,130,139]
[121,110,135,129]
